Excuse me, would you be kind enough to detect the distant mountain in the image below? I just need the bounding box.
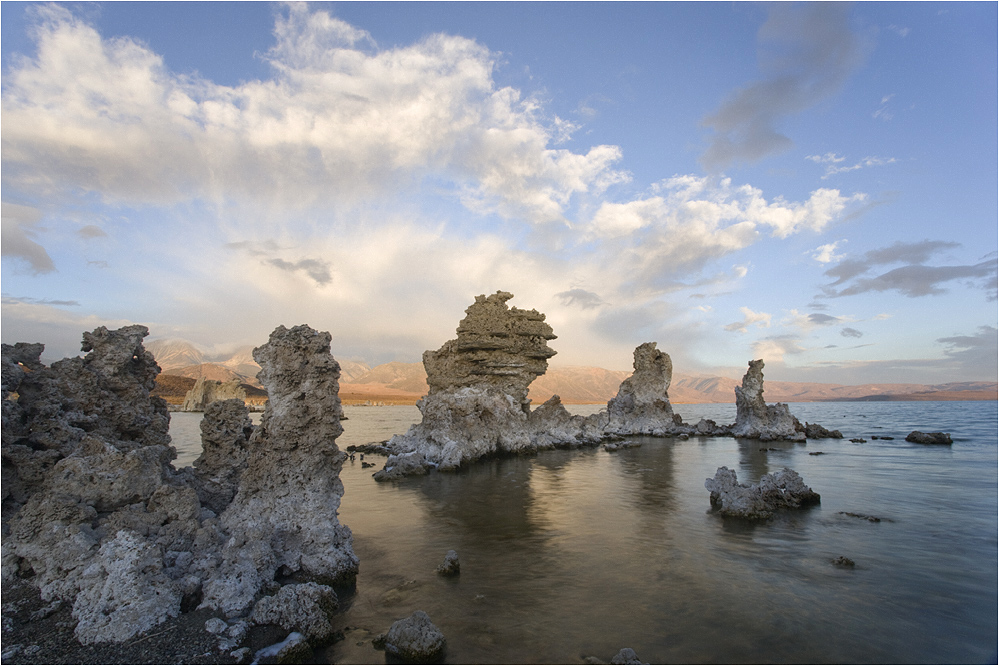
[350,362,428,393]
[338,359,372,383]
[528,366,629,403]
[146,339,205,371]
[218,346,261,380]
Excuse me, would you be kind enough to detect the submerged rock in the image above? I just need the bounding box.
[384,610,446,662]
[704,466,820,519]
[805,422,843,439]
[732,360,804,441]
[905,431,953,445]
[436,550,460,577]
[611,647,649,665]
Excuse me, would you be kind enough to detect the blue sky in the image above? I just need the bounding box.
[2,2,996,384]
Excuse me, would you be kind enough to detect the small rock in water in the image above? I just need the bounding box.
[384,610,446,662]
[611,647,649,664]
[437,550,460,577]
[808,451,825,456]
[839,511,892,523]
[832,556,856,567]
[905,431,953,445]
[850,438,866,443]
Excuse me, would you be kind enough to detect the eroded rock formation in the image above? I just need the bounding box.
[180,377,246,412]
[732,360,804,441]
[605,342,679,436]
[377,292,559,477]
[2,323,356,650]
[704,466,820,519]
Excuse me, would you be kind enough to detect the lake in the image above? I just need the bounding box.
[168,400,998,664]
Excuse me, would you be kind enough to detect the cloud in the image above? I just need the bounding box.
[840,327,863,338]
[822,240,997,299]
[266,258,334,286]
[555,289,606,309]
[724,307,772,333]
[887,25,910,38]
[808,313,840,325]
[701,3,868,170]
[872,93,896,121]
[809,154,897,179]
[812,240,846,264]
[77,224,107,239]
[1,4,627,225]
[2,296,81,307]
[1,202,55,274]
[937,325,998,370]
[752,334,807,363]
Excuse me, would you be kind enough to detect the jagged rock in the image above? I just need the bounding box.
[611,648,649,665]
[251,582,339,642]
[181,378,247,412]
[732,360,804,441]
[605,342,677,436]
[704,466,820,519]
[253,632,310,664]
[805,422,843,439]
[201,325,357,616]
[71,530,181,645]
[436,550,460,577]
[384,610,446,662]
[832,556,856,567]
[192,399,254,514]
[527,395,604,449]
[905,431,953,445]
[379,292,558,475]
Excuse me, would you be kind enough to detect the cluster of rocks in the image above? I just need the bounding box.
[375,292,840,481]
[704,466,821,519]
[1,324,357,654]
[179,377,246,412]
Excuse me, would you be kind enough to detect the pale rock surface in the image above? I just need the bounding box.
[732,360,805,441]
[704,466,820,519]
[436,550,460,577]
[605,342,680,436]
[384,610,446,662]
[905,430,953,445]
[379,292,557,475]
[250,582,339,642]
[201,325,358,616]
[191,399,254,514]
[527,395,605,449]
[611,647,649,665]
[180,377,246,412]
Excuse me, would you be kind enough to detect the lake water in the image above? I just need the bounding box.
[168,401,998,664]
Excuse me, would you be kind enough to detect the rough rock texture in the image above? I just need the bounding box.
[201,325,358,616]
[705,466,820,519]
[2,323,357,650]
[605,343,678,436]
[191,399,254,514]
[612,648,649,665]
[436,550,460,577]
[378,292,558,475]
[805,422,843,439]
[180,377,246,412]
[384,610,446,662]
[250,582,338,642]
[732,360,805,441]
[905,430,953,445]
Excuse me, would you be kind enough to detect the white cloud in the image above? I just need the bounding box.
[751,335,807,363]
[812,240,846,264]
[1,4,627,225]
[724,307,772,333]
[1,202,55,274]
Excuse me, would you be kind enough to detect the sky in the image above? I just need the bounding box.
[2,1,997,385]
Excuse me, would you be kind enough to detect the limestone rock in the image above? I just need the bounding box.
[805,422,843,439]
[704,466,820,519]
[380,293,557,475]
[202,325,357,616]
[192,399,254,514]
[905,431,953,445]
[181,377,246,412]
[611,648,649,665]
[436,550,460,577]
[527,395,604,449]
[251,582,339,642]
[384,610,446,662]
[605,343,678,436]
[71,530,181,645]
[732,360,804,441]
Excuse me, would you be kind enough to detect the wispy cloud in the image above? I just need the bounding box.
[807,153,897,179]
[1,202,55,274]
[555,288,606,309]
[724,306,772,333]
[811,240,846,264]
[822,240,998,299]
[841,327,863,338]
[701,3,869,170]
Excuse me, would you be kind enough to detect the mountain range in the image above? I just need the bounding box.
[146,338,997,405]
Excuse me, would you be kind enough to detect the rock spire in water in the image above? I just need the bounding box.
[732,359,804,441]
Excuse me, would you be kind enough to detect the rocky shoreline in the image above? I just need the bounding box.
[2,291,947,664]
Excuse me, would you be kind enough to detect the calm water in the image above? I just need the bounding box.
[168,401,998,664]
